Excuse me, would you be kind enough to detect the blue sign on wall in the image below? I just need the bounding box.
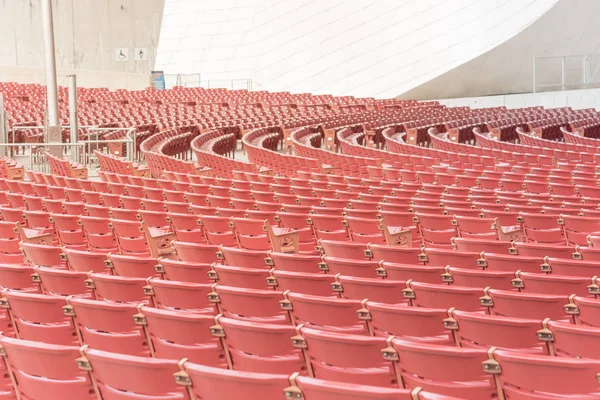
[151,71,166,90]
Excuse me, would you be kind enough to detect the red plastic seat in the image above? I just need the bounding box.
[385,339,497,399]
[362,301,454,344]
[489,348,600,398]
[284,292,368,334]
[66,296,149,356]
[79,347,188,399]
[0,335,94,399]
[135,306,225,365]
[178,360,289,400]
[449,309,548,353]
[0,291,76,345]
[295,326,397,387]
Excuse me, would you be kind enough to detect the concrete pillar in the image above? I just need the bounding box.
[41,0,61,156]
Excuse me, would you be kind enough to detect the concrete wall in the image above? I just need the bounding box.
[0,0,164,88]
[402,0,600,100]
[437,88,600,111]
[156,0,557,98]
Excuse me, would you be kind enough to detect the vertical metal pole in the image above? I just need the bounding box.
[0,94,5,158]
[68,74,78,162]
[561,57,566,91]
[41,0,61,156]
[532,57,536,93]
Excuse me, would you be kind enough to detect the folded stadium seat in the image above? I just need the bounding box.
[144,278,215,313]
[276,212,315,251]
[209,315,304,373]
[0,291,76,345]
[451,238,512,254]
[32,266,90,297]
[79,216,118,252]
[285,374,453,400]
[0,264,38,292]
[487,348,600,398]
[374,262,443,284]
[105,253,160,278]
[0,335,94,399]
[363,243,424,265]
[283,291,367,334]
[253,201,281,212]
[65,297,148,356]
[212,247,266,270]
[163,201,191,214]
[318,256,379,278]
[48,213,87,250]
[572,244,600,261]
[413,213,456,249]
[447,310,549,353]
[293,327,397,387]
[141,199,168,213]
[540,319,600,358]
[508,242,575,259]
[451,215,498,240]
[333,275,408,305]
[518,212,564,244]
[361,301,454,344]
[62,248,111,273]
[78,347,188,399]
[268,270,336,297]
[217,208,247,218]
[185,193,209,208]
[172,241,219,264]
[384,339,497,399]
[85,273,149,304]
[85,204,111,218]
[99,192,122,208]
[481,288,573,321]
[133,306,225,365]
[22,195,44,212]
[541,256,600,278]
[441,267,515,291]
[418,247,480,268]
[177,360,289,400]
[198,215,237,247]
[111,218,175,258]
[20,242,66,268]
[346,216,413,247]
[163,189,186,203]
[307,214,349,242]
[265,251,321,273]
[561,215,600,244]
[165,212,204,242]
[210,264,271,290]
[512,271,595,297]
[109,207,140,221]
[404,282,484,312]
[209,285,289,325]
[62,201,87,216]
[476,252,541,273]
[0,221,29,264]
[317,240,368,260]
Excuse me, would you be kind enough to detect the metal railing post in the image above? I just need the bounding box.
[68,74,79,162]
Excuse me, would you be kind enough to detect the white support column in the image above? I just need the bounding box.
[68,74,78,162]
[41,0,61,156]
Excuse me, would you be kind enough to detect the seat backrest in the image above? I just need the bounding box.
[81,347,188,399]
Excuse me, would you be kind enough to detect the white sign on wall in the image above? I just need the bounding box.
[135,48,148,61]
[115,48,129,62]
